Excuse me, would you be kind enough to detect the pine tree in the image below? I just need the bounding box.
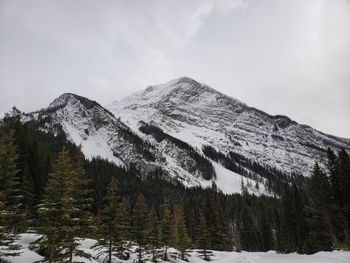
[117,198,131,259]
[337,149,350,247]
[36,148,73,262]
[196,211,212,261]
[63,149,92,263]
[170,211,179,253]
[36,148,91,263]
[132,193,149,263]
[161,205,172,261]
[0,127,24,235]
[303,163,333,253]
[94,177,130,263]
[175,205,191,261]
[0,126,21,260]
[148,207,161,262]
[327,148,341,205]
[0,187,20,260]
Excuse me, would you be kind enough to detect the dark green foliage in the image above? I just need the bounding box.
[94,177,130,263]
[35,148,92,263]
[279,184,309,253]
[132,193,149,263]
[0,120,21,260]
[1,110,350,260]
[174,205,191,261]
[161,205,172,261]
[196,211,212,261]
[148,207,162,262]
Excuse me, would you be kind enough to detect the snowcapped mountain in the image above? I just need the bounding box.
[26,93,154,167]
[26,92,256,194]
[22,77,350,196]
[107,77,350,179]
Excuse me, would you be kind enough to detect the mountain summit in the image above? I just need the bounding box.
[24,77,350,195]
[108,77,350,177]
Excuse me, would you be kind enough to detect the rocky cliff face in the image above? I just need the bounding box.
[108,77,350,177]
[22,77,350,196]
[25,92,226,191]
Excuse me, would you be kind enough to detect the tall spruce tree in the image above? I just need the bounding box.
[36,148,91,263]
[175,205,191,261]
[161,205,172,261]
[305,163,333,252]
[0,126,21,260]
[94,177,129,263]
[196,211,212,261]
[132,193,149,263]
[148,207,162,262]
[36,148,73,262]
[337,149,350,247]
[63,149,92,263]
[0,127,24,235]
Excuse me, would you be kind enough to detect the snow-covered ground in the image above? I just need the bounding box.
[3,234,350,263]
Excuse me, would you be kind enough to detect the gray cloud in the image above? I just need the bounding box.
[0,0,349,137]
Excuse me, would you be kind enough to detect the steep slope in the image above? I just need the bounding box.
[107,77,350,179]
[26,93,154,166]
[24,93,240,192]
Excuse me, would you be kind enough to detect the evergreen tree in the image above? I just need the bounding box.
[175,205,191,261]
[161,205,172,261]
[0,185,20,261]
[94,177,129,263]
[239,203,259,251]
[305,163,333,252]
[196,211,212,261]
[132,193,149,263]
[36,148,73,262]
[337,149,350,247]
[327,148,341,205]
[170,211,179,252]
[279,184,308,253]
[0,127,24,235]
[36,148,91,263]
[0,126,22,260]
[63,149,92,263]
[148,207,162,262]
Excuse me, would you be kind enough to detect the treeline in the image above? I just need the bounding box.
[0,108,350,262]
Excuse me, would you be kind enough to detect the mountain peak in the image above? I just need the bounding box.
[48,93,102,111]
[170,76,201,86]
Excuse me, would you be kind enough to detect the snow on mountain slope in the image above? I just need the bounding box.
[27,93,153,166]
[25,93,261,194]
[108,77,350,177]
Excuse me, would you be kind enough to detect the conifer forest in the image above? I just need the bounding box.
[0,109,349,263]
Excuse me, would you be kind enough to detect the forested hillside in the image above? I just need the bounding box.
[0,108,349,263]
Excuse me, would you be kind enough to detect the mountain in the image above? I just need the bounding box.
[107,77,350,182]
[25,92,246,193]
[22,77,350,195]
[25,93,155,166]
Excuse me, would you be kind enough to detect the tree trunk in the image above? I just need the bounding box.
[69,246,73,263]
[108,239,112,263]
[48,246,53,263]
[164,245,168,261]
[138,246,142,263]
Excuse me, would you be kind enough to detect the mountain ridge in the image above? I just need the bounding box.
[108,77,350,177]
[19,76,350,195]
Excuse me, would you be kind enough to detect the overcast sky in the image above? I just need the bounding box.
[0,0,349,138]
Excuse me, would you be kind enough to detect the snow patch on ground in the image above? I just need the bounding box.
[3,234,350,263]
